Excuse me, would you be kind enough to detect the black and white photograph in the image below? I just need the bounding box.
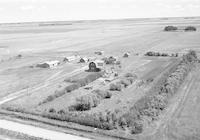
[0,0,200,139]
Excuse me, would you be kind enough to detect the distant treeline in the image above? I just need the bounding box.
[164,26,197,31]
[145,51,178,57]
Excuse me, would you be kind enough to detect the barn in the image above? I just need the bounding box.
[87,60,104,72]
[36,60,60,68]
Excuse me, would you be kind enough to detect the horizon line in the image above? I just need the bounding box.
[0,16,200,25]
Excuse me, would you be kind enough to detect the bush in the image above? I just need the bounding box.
[69,90,112,111]
[92,89,112,98]
[49,108,56,113]
[120,79,131,88]
[109,83,122,91]
[130,121,143,134]
[184,26,197,31]
[161,53,169,57]
[127,77,135,84]
[124,72,134,78]
[57,109,65,114]
[164,26,178,31]
[65,84,79,92]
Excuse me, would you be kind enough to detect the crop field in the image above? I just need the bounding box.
[0,17,200,140]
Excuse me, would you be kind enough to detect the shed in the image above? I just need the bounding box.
[79,57,89,63]
[63,55,79,62]
[123,52,130,57]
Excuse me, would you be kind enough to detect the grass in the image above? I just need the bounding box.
[39,72,104,105]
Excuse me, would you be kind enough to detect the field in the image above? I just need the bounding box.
[0,17,200,140]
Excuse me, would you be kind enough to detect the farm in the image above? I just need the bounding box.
[0,17,200,140]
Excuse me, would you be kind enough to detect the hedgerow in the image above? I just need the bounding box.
[42,110,119,130]
[117,50,197,134]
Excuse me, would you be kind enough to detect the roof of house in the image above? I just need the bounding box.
[94,60,104,63]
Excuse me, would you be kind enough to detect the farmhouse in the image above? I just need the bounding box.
[63,55,80,62]
[36,60,60,68]
[94,51,104,55]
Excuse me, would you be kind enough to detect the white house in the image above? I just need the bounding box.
[63,55,80,62]
[36,60,60,68]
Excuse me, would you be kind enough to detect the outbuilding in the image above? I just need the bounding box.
[63,55,80,62]
[123,52,130,58]
[79,57,89,63]
[94,51,104,55]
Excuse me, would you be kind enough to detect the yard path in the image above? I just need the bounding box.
[0,119,90,140]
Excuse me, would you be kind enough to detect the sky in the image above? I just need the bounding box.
[0,0,200,23]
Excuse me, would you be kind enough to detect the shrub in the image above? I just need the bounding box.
[164,26,178,31]
[161,53,169,57]
[130,121,143,134]
[109,83,122,91]
[127,77,135,84]
[69,90,112,111]
[49,108,56,113]
[116,61,121,65]
[120,79,131,88]
[184,26,197,31]
[92,89,112,98]
[42,95,54,104]
[65,84,79,92]
[57,109,65,114]
[124,72,134,78]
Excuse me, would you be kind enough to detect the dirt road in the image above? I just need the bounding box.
[148,67,200,140]
[0,119,90,140]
